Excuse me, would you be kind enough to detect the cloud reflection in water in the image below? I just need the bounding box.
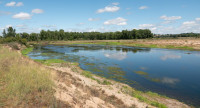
[104,52,127,60]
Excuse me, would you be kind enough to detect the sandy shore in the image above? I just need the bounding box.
[47,62,190,108]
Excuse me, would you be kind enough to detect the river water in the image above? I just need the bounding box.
[28,44,200,106]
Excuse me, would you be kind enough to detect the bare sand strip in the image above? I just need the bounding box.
[48,63,190,108]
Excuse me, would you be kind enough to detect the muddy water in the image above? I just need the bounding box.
[28,44,200,106]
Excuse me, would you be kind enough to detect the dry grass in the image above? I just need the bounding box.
[0,45,55,107]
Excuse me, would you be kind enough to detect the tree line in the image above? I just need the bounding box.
[154,33,200,38]
[0,27,153,42]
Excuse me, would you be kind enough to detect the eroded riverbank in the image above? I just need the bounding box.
[0,43,195,107]
[38,59,190,108]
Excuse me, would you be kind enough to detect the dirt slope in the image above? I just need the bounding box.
[48,63,190,108]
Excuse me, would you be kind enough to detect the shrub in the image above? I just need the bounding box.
[18,38,27,46]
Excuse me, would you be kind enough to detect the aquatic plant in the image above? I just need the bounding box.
[134,71,149,75]
[34,59,66,66]
[21,47,33,55]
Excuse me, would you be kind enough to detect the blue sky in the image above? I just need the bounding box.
[0,0,200,34]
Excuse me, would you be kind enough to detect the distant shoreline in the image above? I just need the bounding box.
[29,38,200,51]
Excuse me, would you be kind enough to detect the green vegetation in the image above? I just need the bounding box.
[164,45,194,50]
[81,71,101,84]
[156,33,200,38]
[102,80,112,85]
[21,47,33,55]
[121,86,167,108]
[1,27,198,51]
[134,71,149,75]
[0,27,28,46]
[0,46,54,107]
[34,59,66,66]
[81,71,93,79]
[84,63,95,66]
[1,27,153,42]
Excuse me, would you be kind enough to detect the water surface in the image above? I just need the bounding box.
[28,44,200,106]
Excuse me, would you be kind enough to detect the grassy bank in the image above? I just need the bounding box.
[0,45,55,107]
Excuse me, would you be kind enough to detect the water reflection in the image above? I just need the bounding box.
[104,52,127,60]
[161,77,180,85]
[160,53,181,61]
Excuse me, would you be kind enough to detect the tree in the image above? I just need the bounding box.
[2,29,6,37]
[6,27,16,37]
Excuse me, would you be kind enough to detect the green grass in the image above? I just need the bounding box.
[0,46,55,107]
[82,71,93,78]
[121,86,167,108]
[81,70,101,84]
[102,80,112,85]
[34,59,66,66]
[21,47,33,55]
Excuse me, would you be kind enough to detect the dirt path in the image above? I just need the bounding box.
[48,63,190,108]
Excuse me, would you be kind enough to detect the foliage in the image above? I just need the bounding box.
[155,33,200,38]
[2,27,16,38]
[18,38,28,46]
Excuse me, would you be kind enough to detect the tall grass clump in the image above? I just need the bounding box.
[0,46,55,107]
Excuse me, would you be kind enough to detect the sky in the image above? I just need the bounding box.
[0,0,200,34]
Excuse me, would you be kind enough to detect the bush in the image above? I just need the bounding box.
[18,38,27,46]
[7,42,20,50]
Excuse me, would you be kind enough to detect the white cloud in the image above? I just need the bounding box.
[139,24,155,28]
[6,1,16,6]
[139,24,157,31]
[104,52,127,60]
[97,6,120,13]
[88,18,100,21]
[104,17,127,26]
[5,1,23,7]
[160,15,182,21]
[32,9,44,14]
[196,18,200,21]
[140,18,200,34]
[112,2,119,5]
[12,12,31,20]
[16,2,23,7]
[139,6,148,10]
[183,21,196,26]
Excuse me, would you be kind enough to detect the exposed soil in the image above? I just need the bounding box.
[48,63,190,108]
